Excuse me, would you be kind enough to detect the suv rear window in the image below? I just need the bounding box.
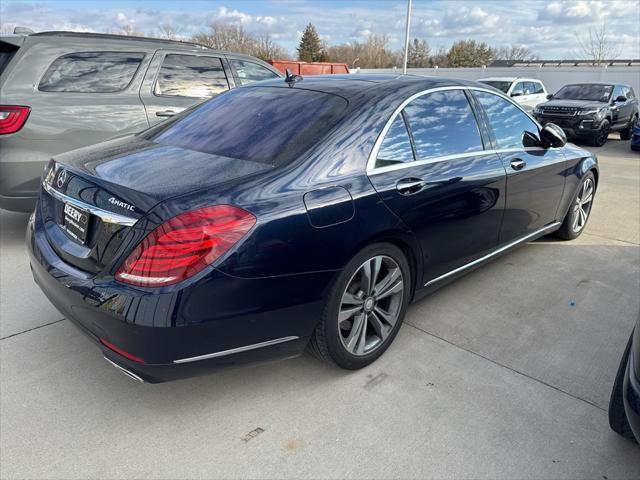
[150,87,348,165]
[39,52,144,93]
[0,42,18,75]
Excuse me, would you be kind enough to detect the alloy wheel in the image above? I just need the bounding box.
[338,255,404,356]
[596,123,610,146]
[572,178,594,233]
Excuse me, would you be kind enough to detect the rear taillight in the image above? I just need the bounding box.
[100,338,145,364]
[115,205,256,287]
[0,105,30,134]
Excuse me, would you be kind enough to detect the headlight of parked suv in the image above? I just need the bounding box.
[580,107,606,118]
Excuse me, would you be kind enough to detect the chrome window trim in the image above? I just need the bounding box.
[42,181,138,227]
[366,85,545,175]
[173,335,300,364]
[423,221,562,287]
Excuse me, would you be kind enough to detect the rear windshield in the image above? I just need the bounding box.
[150,87,348,165]
[554,84,613,102]
[0,43,18,75]
[479,81,512,94]
[39,52,145,93]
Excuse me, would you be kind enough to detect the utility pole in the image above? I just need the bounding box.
[402,0,412,74]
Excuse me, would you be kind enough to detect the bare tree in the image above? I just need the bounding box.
[326,35,397,68]
[191,22,256,52]
[496,44,538,62]
[157,22,182,40]
[254,34,290,61]
[576,22,621,65]
[120,24,143,37]
[407,38,430,68]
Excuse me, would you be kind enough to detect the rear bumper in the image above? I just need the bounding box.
[623,349,640,440]
[27,211,333,383]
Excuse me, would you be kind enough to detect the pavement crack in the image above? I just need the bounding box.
[1,318,66,341]
[403,321,606,412]
[582,232,639,246]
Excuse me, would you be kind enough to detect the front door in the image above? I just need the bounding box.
[471,90,567,243]
[367,89,507,285]
[139,50,234,126]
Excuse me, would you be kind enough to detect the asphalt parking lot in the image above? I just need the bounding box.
[1,137,639,479]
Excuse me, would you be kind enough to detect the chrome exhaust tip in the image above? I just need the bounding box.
[103,356,145,383]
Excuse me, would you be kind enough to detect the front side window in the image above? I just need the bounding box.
[231,59,280,85]
[474,90,539,149]
[512,82,527,95]
[376,114,414,167]
[150,87,347,165]
[403,89,483,160]
[612,85,625,101]
[39,52,144,93]
[155,55,229,98]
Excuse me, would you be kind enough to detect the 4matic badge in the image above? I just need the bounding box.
[108,196,136,212]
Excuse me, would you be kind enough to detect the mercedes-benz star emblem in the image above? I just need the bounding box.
[56,169,67,189]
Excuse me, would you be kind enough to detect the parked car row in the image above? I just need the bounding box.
[477,77,640,148]
[0,31,282,212]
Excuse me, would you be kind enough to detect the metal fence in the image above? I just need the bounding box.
[356,66,640,95]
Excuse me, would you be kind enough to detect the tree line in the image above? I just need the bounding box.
[98,20,619,68]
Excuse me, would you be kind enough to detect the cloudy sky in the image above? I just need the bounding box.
[1,0,639,59]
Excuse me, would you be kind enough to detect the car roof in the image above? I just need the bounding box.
[246,74,482,101]
[25,31,261,59]
[477,77,542,82]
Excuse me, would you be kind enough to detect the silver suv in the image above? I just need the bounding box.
[0,30,282,212]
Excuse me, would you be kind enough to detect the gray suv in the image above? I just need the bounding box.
[0,31,282,212]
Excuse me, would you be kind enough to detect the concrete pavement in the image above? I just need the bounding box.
[1,137,639,479]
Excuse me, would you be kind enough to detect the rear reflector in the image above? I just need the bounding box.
[100,338,146,364]
[0,105,30,134]
[115,205,256,287]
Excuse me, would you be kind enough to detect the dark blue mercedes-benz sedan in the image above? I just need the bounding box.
[28,74,598,382]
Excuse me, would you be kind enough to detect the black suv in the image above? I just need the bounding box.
[533,83,639,147]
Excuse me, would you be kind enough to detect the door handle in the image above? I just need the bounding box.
[396,178,426,195]
[510,159,526,171]
[156,110,176,117]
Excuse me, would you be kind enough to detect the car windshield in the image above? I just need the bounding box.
[554,84,613,102]
[479,81,512,94]
[149,86,348,165]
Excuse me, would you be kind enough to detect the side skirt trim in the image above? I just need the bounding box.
[173,336,300,364]
[424,222,562,287]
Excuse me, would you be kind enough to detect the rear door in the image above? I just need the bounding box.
[367,88,507,285]
[139,50,234,126]
[471,89,566,243]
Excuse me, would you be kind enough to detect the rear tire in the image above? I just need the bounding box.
[556,172,595,240]
[309,242,411,369]
[608,333,637,442]
[591,120,610,147]
[620,115,637,141]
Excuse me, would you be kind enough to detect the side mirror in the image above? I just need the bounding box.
[540,123,567,148]
[511,89,524,97]
[546,93,553,100]
[614,95,627,103]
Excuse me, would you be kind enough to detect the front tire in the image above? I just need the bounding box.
[556,172,595,240]
[608,333,637,442]
[309,242,411,369]
[591,120,610,147]
[620,115,637,141]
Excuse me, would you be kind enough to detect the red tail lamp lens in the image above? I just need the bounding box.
[100,338,146,364]
[0,105,30,134]
[115,205,256,287]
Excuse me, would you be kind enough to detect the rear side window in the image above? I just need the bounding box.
[403,89,483,160]
[0,42,18,75]
[231,59,280,85]
[155,55,229,98]
[39,52,144,93]
[376,114,415,167]
[150,87,348,165]
[474,90,539,149]
[532,82,544,94]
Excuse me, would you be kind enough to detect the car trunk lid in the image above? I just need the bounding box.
[39,136,272,275]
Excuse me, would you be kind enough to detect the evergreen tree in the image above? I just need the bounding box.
[297,23,325,62]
